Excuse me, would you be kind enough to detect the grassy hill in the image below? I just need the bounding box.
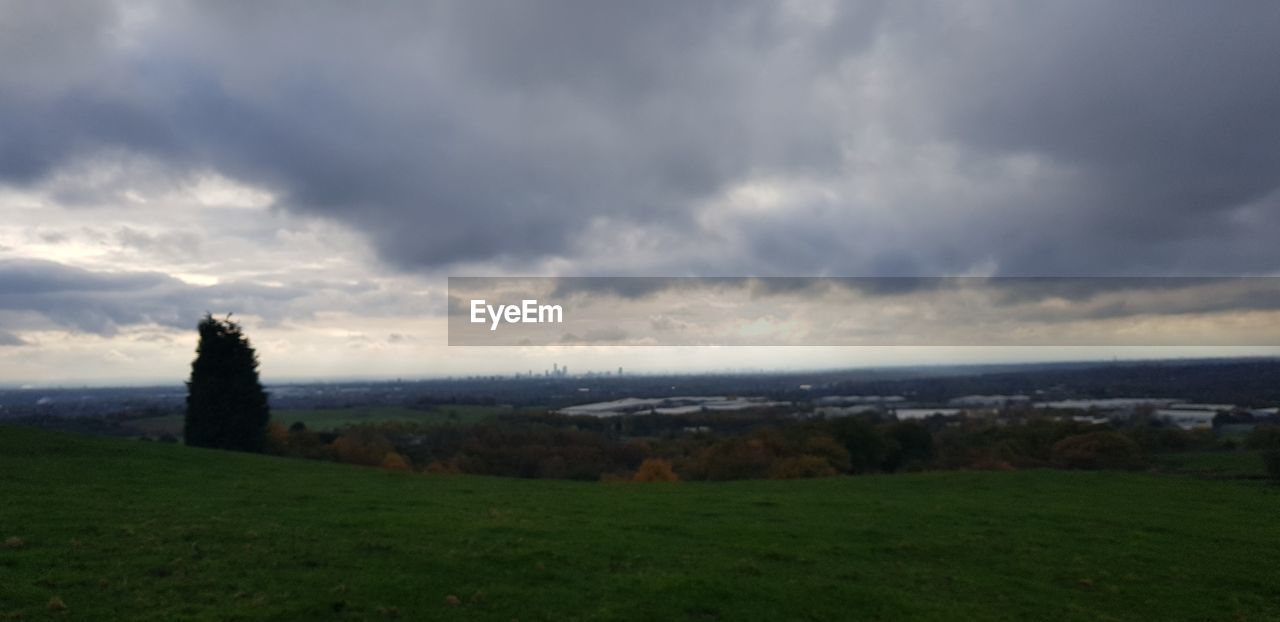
[2,426,1279,621]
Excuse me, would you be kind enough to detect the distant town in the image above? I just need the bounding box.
[5,358,1277,439]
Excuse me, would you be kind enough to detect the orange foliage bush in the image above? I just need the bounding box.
[263,422,290,455]
[424,460,460,474]
[633,458,680,482]
[381,452,412,472]
[332,429,395,467]
[768,455,838,479]
[799,434,852,473]
[1050,431,1144,470]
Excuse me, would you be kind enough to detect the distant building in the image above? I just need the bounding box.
[948,395,1030,408]
[1155,409,1217,430]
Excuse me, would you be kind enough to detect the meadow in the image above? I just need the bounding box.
[2,425,1279,621]
[124,405,513,437]
[1152,450,1268,479]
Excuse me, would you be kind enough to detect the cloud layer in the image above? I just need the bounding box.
[3,1,1277,278]
[3,1,1280,381]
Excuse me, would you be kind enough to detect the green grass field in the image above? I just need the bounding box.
[1153,450,1269,479]
[125,405,513,437]
[3,426,1279,621]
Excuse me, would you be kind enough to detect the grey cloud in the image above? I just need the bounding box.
[0,330,27,346]
[37,230,69,244]
[386,333,414,344]
[458,276,1280,328]
[560,327,629,344]
[114,227,203,260]
[983,277,1229,306]
[893,2,1280,275]
[0,259,195,334]
[550,277,697,300]
[547,277,848,300]
[1,1,1278,280]
[445,295,469,316]
[0,258,360,335]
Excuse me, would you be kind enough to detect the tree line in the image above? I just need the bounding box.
[181,315,1280,481]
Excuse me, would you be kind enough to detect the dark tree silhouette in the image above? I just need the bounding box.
[184,314,270,452]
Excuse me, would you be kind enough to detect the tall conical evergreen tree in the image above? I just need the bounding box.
[184,314,270,452]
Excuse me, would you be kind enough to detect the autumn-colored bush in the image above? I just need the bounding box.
[332,429,395,467]
[262,422,334,460]
[1050,431,1145,470]
[633,458,679,482]
[423,460,460,475]
[688,429,859,480]
[380,452,412,472]
[798,434,852,473]
[768,455,838,479]
[935,418,1101,470]
[696,437,780,480]
[447,425,620,480]
[263,422,290,455]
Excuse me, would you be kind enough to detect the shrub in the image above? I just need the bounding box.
[798,434,852,473]
[883,421,934,471]
[263,423,290,455]
[332,429,395,467]
[380,452,412,472]
[1050,431,1145,470]
[1246,425,1280,450]
[828,418,889,473]
[969,456,1017,471]
[284,426,334,460]
[1126,426,1216,452]
[697,437,778,480]
[768,455,838,479]
[423,460,459,474]
[633,458,679,482]
[538,455,569,479]
[1263,450,1280,481]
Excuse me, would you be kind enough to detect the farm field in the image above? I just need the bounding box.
[1152,450,1268,479]
[124,405,515,437]
[2,426,1279,621]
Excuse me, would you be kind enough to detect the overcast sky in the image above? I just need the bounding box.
[2,1,1279,384]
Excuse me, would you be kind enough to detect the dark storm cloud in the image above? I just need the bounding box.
[549,277,719,300]
[0,259,310,335]
[0,259,199,334]
[2,1,1278,279]
[893,1,1280,275]
[544,276,1199,302]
